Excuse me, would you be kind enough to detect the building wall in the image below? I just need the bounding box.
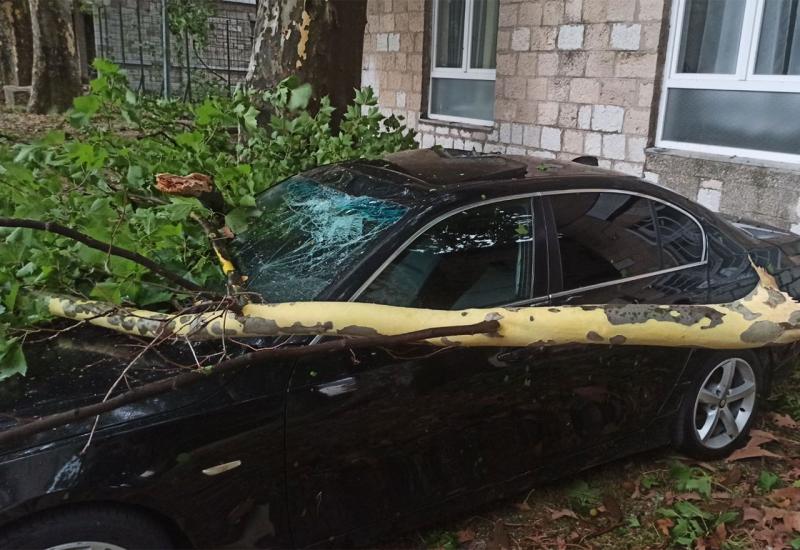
[363,0,666,176]
[362,0,800,233]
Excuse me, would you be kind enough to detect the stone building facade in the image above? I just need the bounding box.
[361,0,800,232]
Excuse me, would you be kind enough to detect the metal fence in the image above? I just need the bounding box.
[93,0,255,99]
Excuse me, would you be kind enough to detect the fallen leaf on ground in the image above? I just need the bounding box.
[750,429,779,441]
[771,487,800,506]
[721,465,742,486]
[457,529,476,543]
[769,412,799,429]
[742,506,764,523]
[785,511,800,532]
[550,508,578,521]
[726,446,782,462]
[656,518,674,537]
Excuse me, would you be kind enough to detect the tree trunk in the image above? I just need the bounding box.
[0,0,32,87]
[27,0,80,113]
[247,0,367,119]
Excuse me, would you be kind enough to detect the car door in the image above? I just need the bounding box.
[283,197,585,546]
[538,190,707,447]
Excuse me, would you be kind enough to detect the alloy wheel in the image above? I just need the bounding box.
[46,543,127,550]
[693,357,757,450]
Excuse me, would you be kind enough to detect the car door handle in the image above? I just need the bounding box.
[496,349,530,363]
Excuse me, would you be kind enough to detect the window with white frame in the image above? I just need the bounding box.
[429,0,499,126]
[657,0,800,163]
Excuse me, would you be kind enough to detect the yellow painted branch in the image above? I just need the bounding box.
[44,265,800,349]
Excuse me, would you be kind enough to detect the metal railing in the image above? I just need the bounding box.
[93,0,255,99]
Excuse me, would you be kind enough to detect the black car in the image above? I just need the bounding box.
[1,149,798,549]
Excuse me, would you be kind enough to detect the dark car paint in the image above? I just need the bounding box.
[0,153,798,549]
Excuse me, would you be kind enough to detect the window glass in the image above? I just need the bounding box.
[359,200,534,309]
[430,78,495,122]
[231,174,409,302]
[662,88,800,155]
[755,0,800,75]
[551,193,660,291]
[435,0,466,68]
[676,0,746,74]
[470,0,499,69]
[654,203,704,267]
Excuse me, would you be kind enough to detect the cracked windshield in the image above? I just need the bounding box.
[231,169,410,302]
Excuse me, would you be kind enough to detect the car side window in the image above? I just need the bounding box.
[550,192,661,291]
[358,199,534,309]
[654,202,704,267]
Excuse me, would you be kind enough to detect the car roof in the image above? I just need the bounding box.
[369,148,622,186]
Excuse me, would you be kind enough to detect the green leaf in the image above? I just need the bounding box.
[758,470,780,492]
[288,83,313,111]
[90,282,122,304]
[0,338,27,381]
[73,94,102,115]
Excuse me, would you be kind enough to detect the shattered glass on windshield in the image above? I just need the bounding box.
[232,174,409,302]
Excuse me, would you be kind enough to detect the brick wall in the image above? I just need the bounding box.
[363,0,666,177]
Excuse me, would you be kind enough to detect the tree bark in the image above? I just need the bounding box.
[45,264,800,350]
[27,0,81,113]
[246,0,367,119]
[0,0,32,87]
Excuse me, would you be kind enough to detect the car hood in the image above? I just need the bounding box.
[0,324,229,454]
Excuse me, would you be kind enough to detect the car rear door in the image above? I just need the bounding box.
[540,190,707,446]
[283,197,579,546]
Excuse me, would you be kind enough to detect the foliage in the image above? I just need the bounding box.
[566,480,602,512]
[0,59,416,379]
[166,0,217,45]
[669,461,713,498]
[756,469,780,492]
[658,501,737,548]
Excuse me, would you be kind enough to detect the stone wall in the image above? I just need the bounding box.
[363,0,667,176]
[361,0,800,233]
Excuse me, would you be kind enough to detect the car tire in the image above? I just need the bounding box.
[0,505,175,550]
[675,351,761,460]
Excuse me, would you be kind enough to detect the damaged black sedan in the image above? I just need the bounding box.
[0,149,798,549]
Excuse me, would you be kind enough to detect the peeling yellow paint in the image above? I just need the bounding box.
[295,10,311,69]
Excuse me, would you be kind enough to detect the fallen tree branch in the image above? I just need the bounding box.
[0,320,499,447]
[0,218,207,293]
[43,264,800,349]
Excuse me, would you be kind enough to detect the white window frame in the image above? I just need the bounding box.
[428,0,497,127]
[656,0,800,164]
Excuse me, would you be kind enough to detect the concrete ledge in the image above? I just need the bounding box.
[418,117,495,133]
[646,146,800,175]
[644,146,800,232]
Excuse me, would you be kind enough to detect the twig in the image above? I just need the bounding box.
[0,320,500,447]
[0,218,206,293]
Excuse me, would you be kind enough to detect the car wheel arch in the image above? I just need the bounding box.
[0,499,193,549]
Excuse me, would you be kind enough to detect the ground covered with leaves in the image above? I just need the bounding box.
[396,370,800,550]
